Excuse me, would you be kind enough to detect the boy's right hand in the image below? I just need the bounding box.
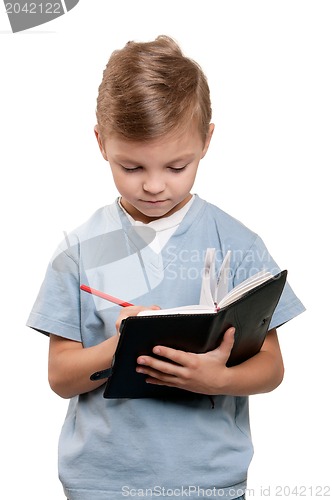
[48,304,160,399]
[115,305,160,333]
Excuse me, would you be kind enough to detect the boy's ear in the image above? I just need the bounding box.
[94,125,108,161]
[201,123,215,159]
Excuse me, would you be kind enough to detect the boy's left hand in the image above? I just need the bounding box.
[136,327,235,395]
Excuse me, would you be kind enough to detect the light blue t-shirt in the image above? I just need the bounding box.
[27,195,305,500]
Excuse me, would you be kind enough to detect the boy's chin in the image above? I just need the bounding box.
[123,197,191,223]
[137,203,183,222]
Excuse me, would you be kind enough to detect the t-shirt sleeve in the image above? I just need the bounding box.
[232,235,305,330]
[26,242,82,341]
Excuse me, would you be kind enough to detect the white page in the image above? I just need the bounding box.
[218,270,272,308]
[199,248,216,306]
[216,250,231,304]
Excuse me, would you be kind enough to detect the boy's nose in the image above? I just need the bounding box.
[143,176,165,194]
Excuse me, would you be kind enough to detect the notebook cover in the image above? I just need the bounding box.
[103,270,287,398]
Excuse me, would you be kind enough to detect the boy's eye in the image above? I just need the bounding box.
[168,165,188,173]
[120,164,188,173]
[121,166,142,173]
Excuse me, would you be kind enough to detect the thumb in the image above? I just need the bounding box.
[218,327,236,360]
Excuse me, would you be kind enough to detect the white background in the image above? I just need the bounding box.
[1,1,331,498]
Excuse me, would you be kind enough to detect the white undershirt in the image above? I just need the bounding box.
[118,196,195,253]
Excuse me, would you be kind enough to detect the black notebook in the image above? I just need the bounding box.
[91,249,287,399]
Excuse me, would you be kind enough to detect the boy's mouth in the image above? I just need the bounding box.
[141,199,168,204]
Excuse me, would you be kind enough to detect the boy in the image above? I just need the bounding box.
[27,35,305,499]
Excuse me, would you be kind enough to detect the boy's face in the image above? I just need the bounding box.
[95,124,214,223]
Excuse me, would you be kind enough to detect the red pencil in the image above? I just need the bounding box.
[80,284,134,307]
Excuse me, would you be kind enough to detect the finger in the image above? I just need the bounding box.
[136,365,178,383]
[218,327,236,357]
[116,304,160,331]
[136,360,183,387]
[137,353,184,376]
[145,376,177,387]
[152,345,190,366]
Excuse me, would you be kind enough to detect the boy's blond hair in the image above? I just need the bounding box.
[96,35,212,143]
